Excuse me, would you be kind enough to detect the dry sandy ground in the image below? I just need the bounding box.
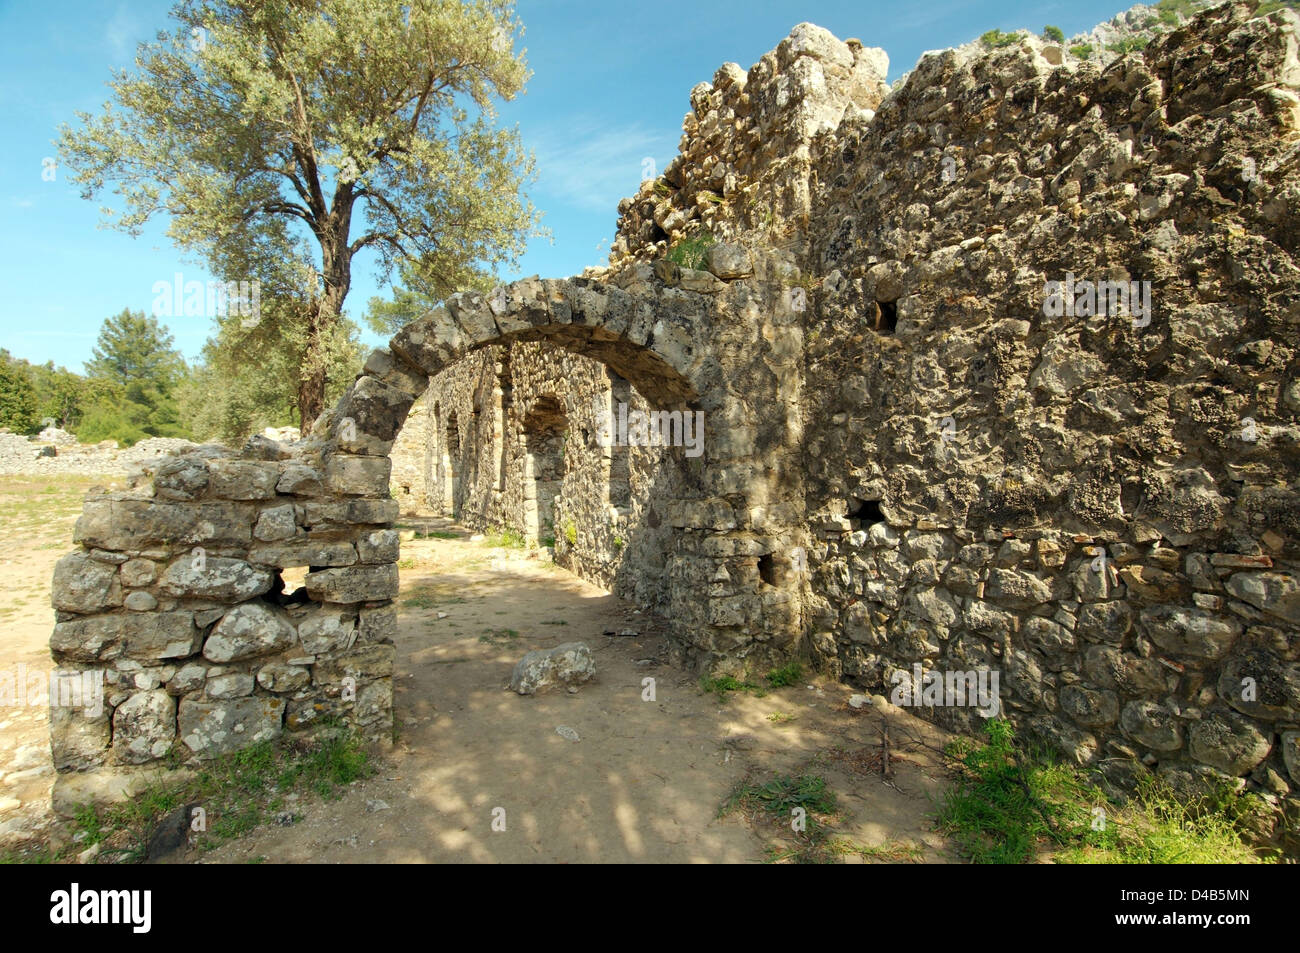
[0,475,121,848]
[0,476,957,863]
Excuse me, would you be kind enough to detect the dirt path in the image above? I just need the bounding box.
[0,475,126,848]
[0,477,957,863]
[203,521,956,863]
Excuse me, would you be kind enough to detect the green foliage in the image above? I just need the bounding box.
[1107,36,1149,55]
[723,773,838,819]
[1057,779,1273,864]
[31,362,105,431]
[0,354,38,433]
[1042,25,1064,42]
[85,309,185,391]
[177,299,360,445]
[363,284,458,338]
[700,674,765,698]
[979,28,1021,49]
[68,732,373,861]
[666,229,715,270]
[719,770,919,864]
[77,310,190,445]
[74,404,148,447]
[1155,0,1199,26]
[483,526,526,548]
[937,719,1269,864]
[0,349,119,436]
[477,627,519,645]
[563,520,577,546]
[765,661,804,687]
[58,0,541,428]
[1069,43,1094,59]
[272,735,371,800]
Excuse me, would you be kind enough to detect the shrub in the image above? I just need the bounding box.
[1107,36,1149,55]
[666,229,715,270]
[766,661,804,687]
[979,29,1021,49]
[0,357,38,433]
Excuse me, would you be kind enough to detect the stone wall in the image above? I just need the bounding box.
[48,434,401,808]
[609,23,891,268]
[794,1,1300,805]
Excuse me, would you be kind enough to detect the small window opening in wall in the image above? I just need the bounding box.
[401,484,411,495]
[875,299,899,334]
[758,553,778,587]
[271,567,310,606]
[847,498,884,524]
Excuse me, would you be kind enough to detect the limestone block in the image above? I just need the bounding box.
[160,556,273,602]
[304,564,399,603]
[178,696,285,759]
[52,551,122,613]
[203,603,295,662]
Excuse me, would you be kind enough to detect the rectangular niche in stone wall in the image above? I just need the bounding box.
[847,498,884,525]
[874,300,898,334]
[523,394,568,544]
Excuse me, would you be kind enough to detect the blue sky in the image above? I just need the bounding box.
[0,0,1132,372]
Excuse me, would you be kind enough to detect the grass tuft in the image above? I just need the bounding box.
[936,719,1272,864]
[766,661,804,687]
[65,730,374,862]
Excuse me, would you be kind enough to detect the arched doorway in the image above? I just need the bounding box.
[521,394,567,545]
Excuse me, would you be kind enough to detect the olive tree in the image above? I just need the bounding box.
[60,0,539,427]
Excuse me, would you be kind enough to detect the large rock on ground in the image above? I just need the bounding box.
[509,642,596,695]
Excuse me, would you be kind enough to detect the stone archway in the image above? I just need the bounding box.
[47,266,808,806]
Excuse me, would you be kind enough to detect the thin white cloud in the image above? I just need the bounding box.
[11,197,34,208]
[528,118,677,215]
[104,3,139,63]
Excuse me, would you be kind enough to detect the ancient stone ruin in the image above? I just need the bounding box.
[50,2,1300,815]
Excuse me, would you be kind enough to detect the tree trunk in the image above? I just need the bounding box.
[297,227,352,432]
